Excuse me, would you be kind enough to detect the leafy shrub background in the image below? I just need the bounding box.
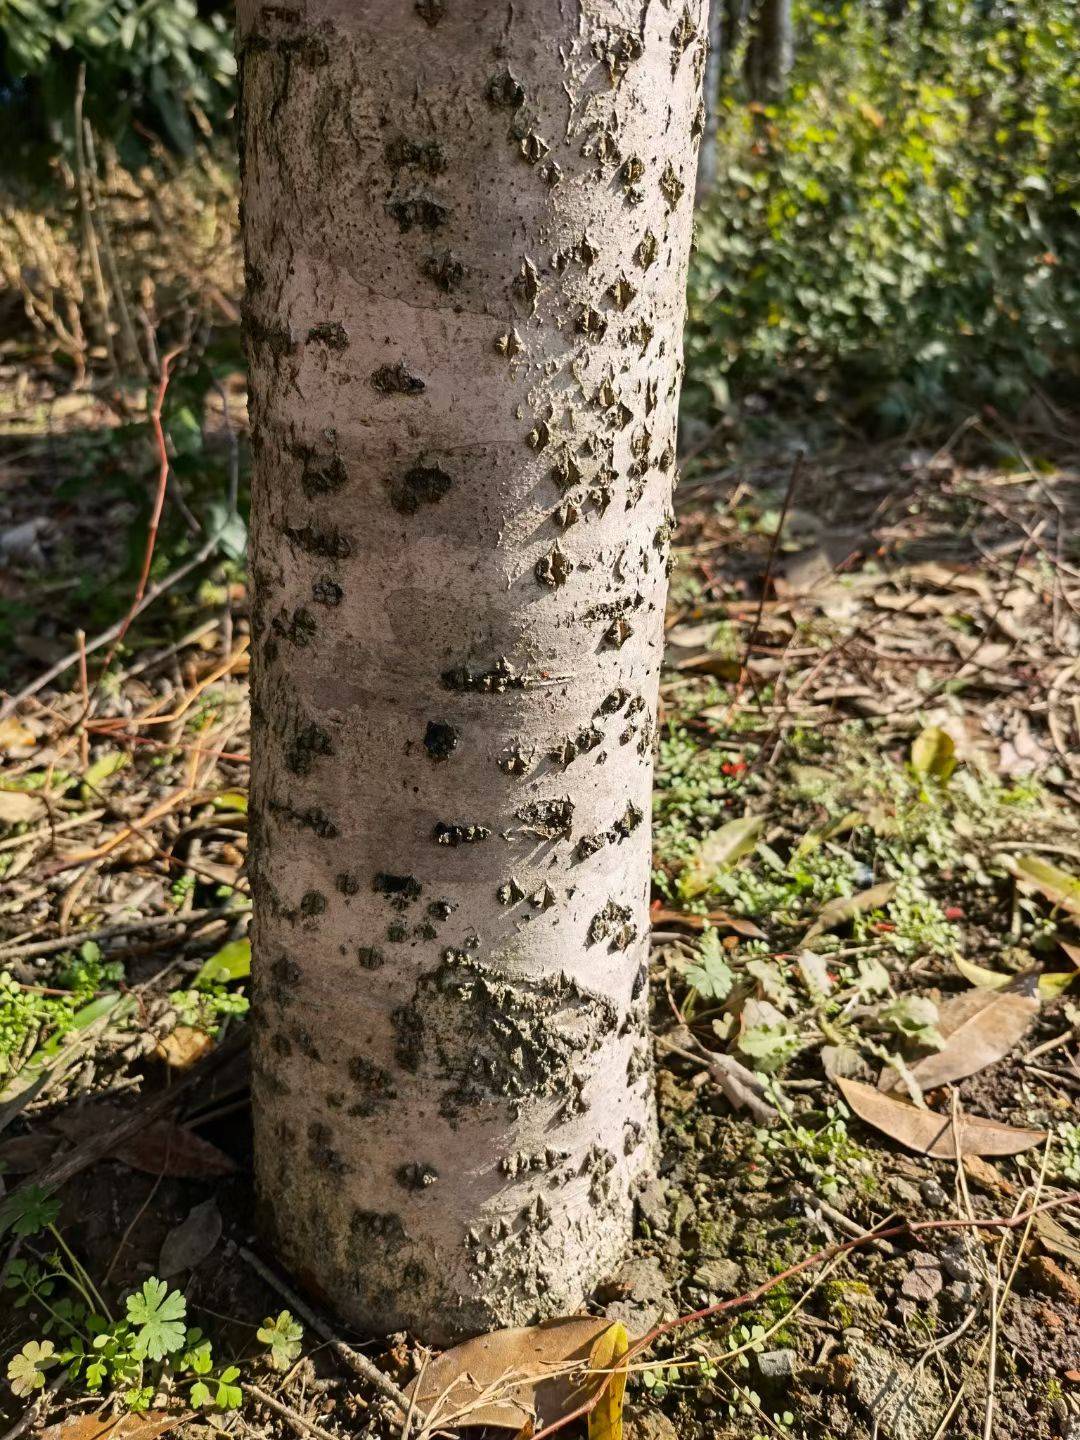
[0,0,234,170]
[685,0,1080,427]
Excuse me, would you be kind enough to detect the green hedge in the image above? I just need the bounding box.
[686,0,1080,426]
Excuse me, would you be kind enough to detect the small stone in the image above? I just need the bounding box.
[919,1179,949,1209]
[887,1175,922,1207]
[693,1256,741,1293]
[630,1413,678,1440]
[945,1280,979,1307]
[757,1349,798,1380]
[849,1341,942,1440]
[900,1251,943,1302]
[940,1239,979,1284]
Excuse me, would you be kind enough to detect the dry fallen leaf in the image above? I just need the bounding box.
[680,816,764,897]
[803,881,896,942]
[900,987,1039,1091]
[158,1197,223,1277]
[42,1412,184,1440]
[0,789,46,824]
[650,906,766,939]
[156,1025,214,1069]
[1008,854,1080,917]
[111,1121,235,1179]
[405,1317,626,1432]
[835,1076,1045,1159]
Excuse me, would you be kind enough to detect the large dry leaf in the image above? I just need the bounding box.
[898,988,1038,1092]
[42,1412,183,1440]
[1008,854,1080,916]
[650,906,766,940]
[0,788,46,823]
[158,1198,222,1277]
[680,816,764,897]
[405,1317,625,1432]
[110,1120,235,1179]
[803,882,896,942]
[835,1077,1045,1159]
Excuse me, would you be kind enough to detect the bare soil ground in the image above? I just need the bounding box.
[0,372,1077,1440]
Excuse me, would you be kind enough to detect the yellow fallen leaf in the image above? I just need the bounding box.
[587,1323,628,1440]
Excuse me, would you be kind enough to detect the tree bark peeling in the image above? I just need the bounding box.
[239,0,704,1343]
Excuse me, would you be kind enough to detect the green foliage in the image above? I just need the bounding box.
[6,1339,57,1396]
[125,1279,187,1362]
[755,1101,870,1198]
[683,926,736,1002]
[687,0,1080,426]
[0,942,126,1081]
[257,1311,304,1372]
[1,0,235,165]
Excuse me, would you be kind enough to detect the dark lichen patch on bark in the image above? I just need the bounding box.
[424,721,460,761]
[347,1055,397,1114]
[414,0,445,24]
[441,658,545,694]
[421,249,466,291]
[515,797,574,839]
[433,822,491,846]
[395,953,617,1112]
[336,871,360,896]
[308,1120,348,1174]
[487,70,525,108]
[373,873,422,905]
[296,447,348,498]
[371,361,425,395]
[397,1162,439,1189]
[535,543,573,588]
[285,524,351,559]
[495,329,523,359]
[386,196,449,232]
[496,877,525,906]
[659,161,686,209]
[272,606,317,647]
[384,135,447,174]
[300,890,327,917]
[389,461,452,514]
[497,742,533,775]
[428,899,455,920]
[306,321,349,349]
[271,800,339,839]
[357,946,385,970]
[549,725,603,768]
[312,576,343,606]
[284,721,332,776]
[603,617,634,649]
[587,899,637,950]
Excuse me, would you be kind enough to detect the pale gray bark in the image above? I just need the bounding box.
[238,0,704,1342]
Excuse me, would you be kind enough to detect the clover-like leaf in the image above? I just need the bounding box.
[6,1186,60,1238]
[257,1310,304,1371]
[191,1380,214,1408]
[215,1366,242,1410]
[7,1340,57,1397]
[125,1277,187,1360]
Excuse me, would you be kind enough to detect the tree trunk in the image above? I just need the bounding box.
[238,0,703,1343]
[695,1,725,203]
[746,0,793,102]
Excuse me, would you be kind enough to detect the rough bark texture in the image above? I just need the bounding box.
[239,0,704,1343]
